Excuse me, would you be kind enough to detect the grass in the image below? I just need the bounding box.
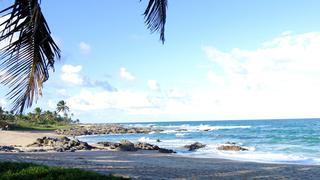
[0,161,129,180]
[7,121,76,131]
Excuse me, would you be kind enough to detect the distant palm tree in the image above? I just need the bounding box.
[33,107,42,121]
[56,100,69,117]
[0,0,167,113]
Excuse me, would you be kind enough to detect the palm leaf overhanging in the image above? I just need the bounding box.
[0,0,167,114]
[143,0,168,43]
[0,0,60,113]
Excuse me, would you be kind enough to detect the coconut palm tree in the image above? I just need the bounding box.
[0,0,167,113]
[56,100,69,117]
[33,107,42,122]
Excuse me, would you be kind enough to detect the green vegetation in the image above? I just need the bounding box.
[0,100,78,131]
[0,161,128,180]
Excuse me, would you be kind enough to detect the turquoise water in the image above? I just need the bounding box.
[78,119,320,165]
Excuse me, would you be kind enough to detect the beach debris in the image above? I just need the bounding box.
[27,136,93,152]
[158,148,176,153]
[0,145,22,152]
[217,145,248,151]
[184,142,206,151]
[55,124,158,136]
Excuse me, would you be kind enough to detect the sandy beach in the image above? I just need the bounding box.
[0,130,319,179]
[0,130,61,147]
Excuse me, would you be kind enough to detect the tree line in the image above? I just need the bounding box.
[0,100,79,126]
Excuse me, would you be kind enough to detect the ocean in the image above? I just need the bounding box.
[78,119,320,165]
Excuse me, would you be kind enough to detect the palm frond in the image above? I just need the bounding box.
[0,0,60,113]
[142,0,167,43]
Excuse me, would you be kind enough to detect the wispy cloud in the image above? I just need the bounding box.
[60,64,84,85]
[120,67,135,81]
[148,80,160,91]
[79,42,91,54]
[84,80,117,92]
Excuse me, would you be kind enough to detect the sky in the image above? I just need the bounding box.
[1,0,320,123]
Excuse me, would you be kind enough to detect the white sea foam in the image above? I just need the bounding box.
[138,137,155,143]
[175,133,185,137]
[159,124,251,133]
[179,143,320,165]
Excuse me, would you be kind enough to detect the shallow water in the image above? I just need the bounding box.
[78,119,320,165]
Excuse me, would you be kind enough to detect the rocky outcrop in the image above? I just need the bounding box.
[184,142,206,151]
[217,145,248,151]
[97,140,137,151]
[55,124,158,136]
[158,148,176,153]
[135,142,159,150]
[27,136,93,152]
[118,140,138,151]
[97,141,175,153]
[97,141,120,150]
[0,146,22,152]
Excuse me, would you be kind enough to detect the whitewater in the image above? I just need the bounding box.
[78,119,320,165]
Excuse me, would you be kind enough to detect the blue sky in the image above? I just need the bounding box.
[1,0,320,123]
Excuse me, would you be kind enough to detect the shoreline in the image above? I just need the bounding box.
[1,130,320,179]
[1,150,319,179]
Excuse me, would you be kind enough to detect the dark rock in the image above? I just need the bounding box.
[26,142,42,147]
[0,145,22,153]
[135,142,159,150]
[97,141,120,149]
[158,148,176,153]
[27,136,93,152]
[184,142,206,151]
[36,137,44,144]
[225,141,237,145]
[27,149,47,152]
[118,140,137,151]
[0,146,14,152]
[55,124,155,136]
[156,139,161,142]
[217,145,248,151]
[55,147,65,152]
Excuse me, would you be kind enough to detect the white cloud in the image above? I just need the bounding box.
[79,42,91,54]
[60,65,83,85]
[201,31,320,119]
[168,88,187,99]
[47,99,56,109]
[148,80,160,90]
[57,89,67,96]
[66,89,155,113]
[59,32,320,121]
[120,67,135,81]
[207,70,225,86]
